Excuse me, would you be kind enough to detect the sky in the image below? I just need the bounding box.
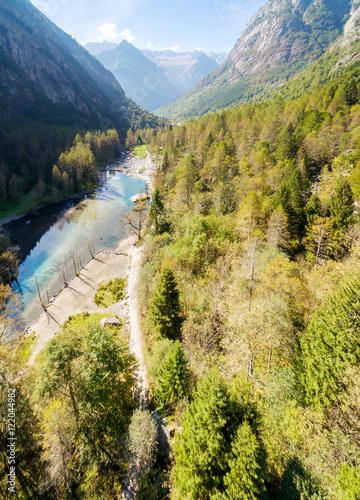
[30,0,267,54]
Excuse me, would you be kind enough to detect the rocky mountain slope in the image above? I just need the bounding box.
[0,0,146,128]
[156,0,355,120]
[86,41,220,112]
[93,40,179,112]
[84,41,117,57]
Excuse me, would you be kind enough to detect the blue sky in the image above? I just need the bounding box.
[30,0,267,53]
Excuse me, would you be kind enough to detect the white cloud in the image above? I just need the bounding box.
[97,22,121,40]
[146,40,154,50]
[165,44,180,51]
[121,29,135,42]
[97,23,135,42]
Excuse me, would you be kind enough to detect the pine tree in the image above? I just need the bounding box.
[328,177,354,240]
[305,193,322,226]
[149,268,182,340]
[149,187,169,235]
[345,78,358,107]
[154,340,189,414]
[300,274,360,409]
[220,421,266,500]
[277,123,298,161]
[274,167,308,248]
[174,369,235,498]
[161,150,170,172]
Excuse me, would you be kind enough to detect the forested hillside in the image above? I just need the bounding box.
[2,52,360,498]
[132,59,360,497]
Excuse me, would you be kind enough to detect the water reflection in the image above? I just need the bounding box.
[4,171,145,327]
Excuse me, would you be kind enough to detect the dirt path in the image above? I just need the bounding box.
[126,243,148,409]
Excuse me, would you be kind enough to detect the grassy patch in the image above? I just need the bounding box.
[94,277,128,308]
[0,188,69,222]
[16,333,37,365]
[133,145,149,158]
[61,312,128,341]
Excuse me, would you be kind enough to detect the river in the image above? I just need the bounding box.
[3,167,146,329]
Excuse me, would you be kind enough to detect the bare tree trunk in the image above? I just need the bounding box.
[248,237,258,311]
[35,276,46,311]
[267,345,272,377]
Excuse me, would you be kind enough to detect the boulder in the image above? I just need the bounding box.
[130,193,149,204]
[100,317,122,327]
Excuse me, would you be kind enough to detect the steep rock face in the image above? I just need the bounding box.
[156,0,354,120]
[337,1,360,49]
[95,40,179,112]
[0,0,134,126]
[228,0,350,80]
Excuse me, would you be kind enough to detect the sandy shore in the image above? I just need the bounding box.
[27,234,137,364]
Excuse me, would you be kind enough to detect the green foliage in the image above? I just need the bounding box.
[300,274,360,409]
[328,177,354,240]
[0,364,45,498]
[337,464,360,500]
[127,410,158,477]
[280,458,328,499]
[149,267,182,340]
[133,144,149,158]
[154,340,189,414]
[94,277,127,307]
[277,124,298,161]
[34,322,137,493]
[149,187,170,235]
[174,369,243,499]
[220,421,266,500]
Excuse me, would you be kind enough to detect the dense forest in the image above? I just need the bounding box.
[2,57,360,500]
[133,61,360,498]
[0,109,164,220]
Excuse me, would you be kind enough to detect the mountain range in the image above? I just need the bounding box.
[85,41,225,112]
[156,0,358,120]
[0,0,154,129]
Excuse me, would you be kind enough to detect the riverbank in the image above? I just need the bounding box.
[25,150,155,367]
[0,189,92,229]
[27,234,136,364]
[0,151,155,229]
[108,151,157,191]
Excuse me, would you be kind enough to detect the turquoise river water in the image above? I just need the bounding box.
[3,169,146,328]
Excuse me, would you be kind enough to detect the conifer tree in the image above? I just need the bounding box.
[277,123,298,161]
[149,268,182,339]
[161,150,170,172]
[174,369,236,498]
[220,421,266,500]
[345,78,358,107]
[305,193,322,226]
[300,274,360,409]
[328,177,354,240]
[154,340,189,414]
[149,187,169,235]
